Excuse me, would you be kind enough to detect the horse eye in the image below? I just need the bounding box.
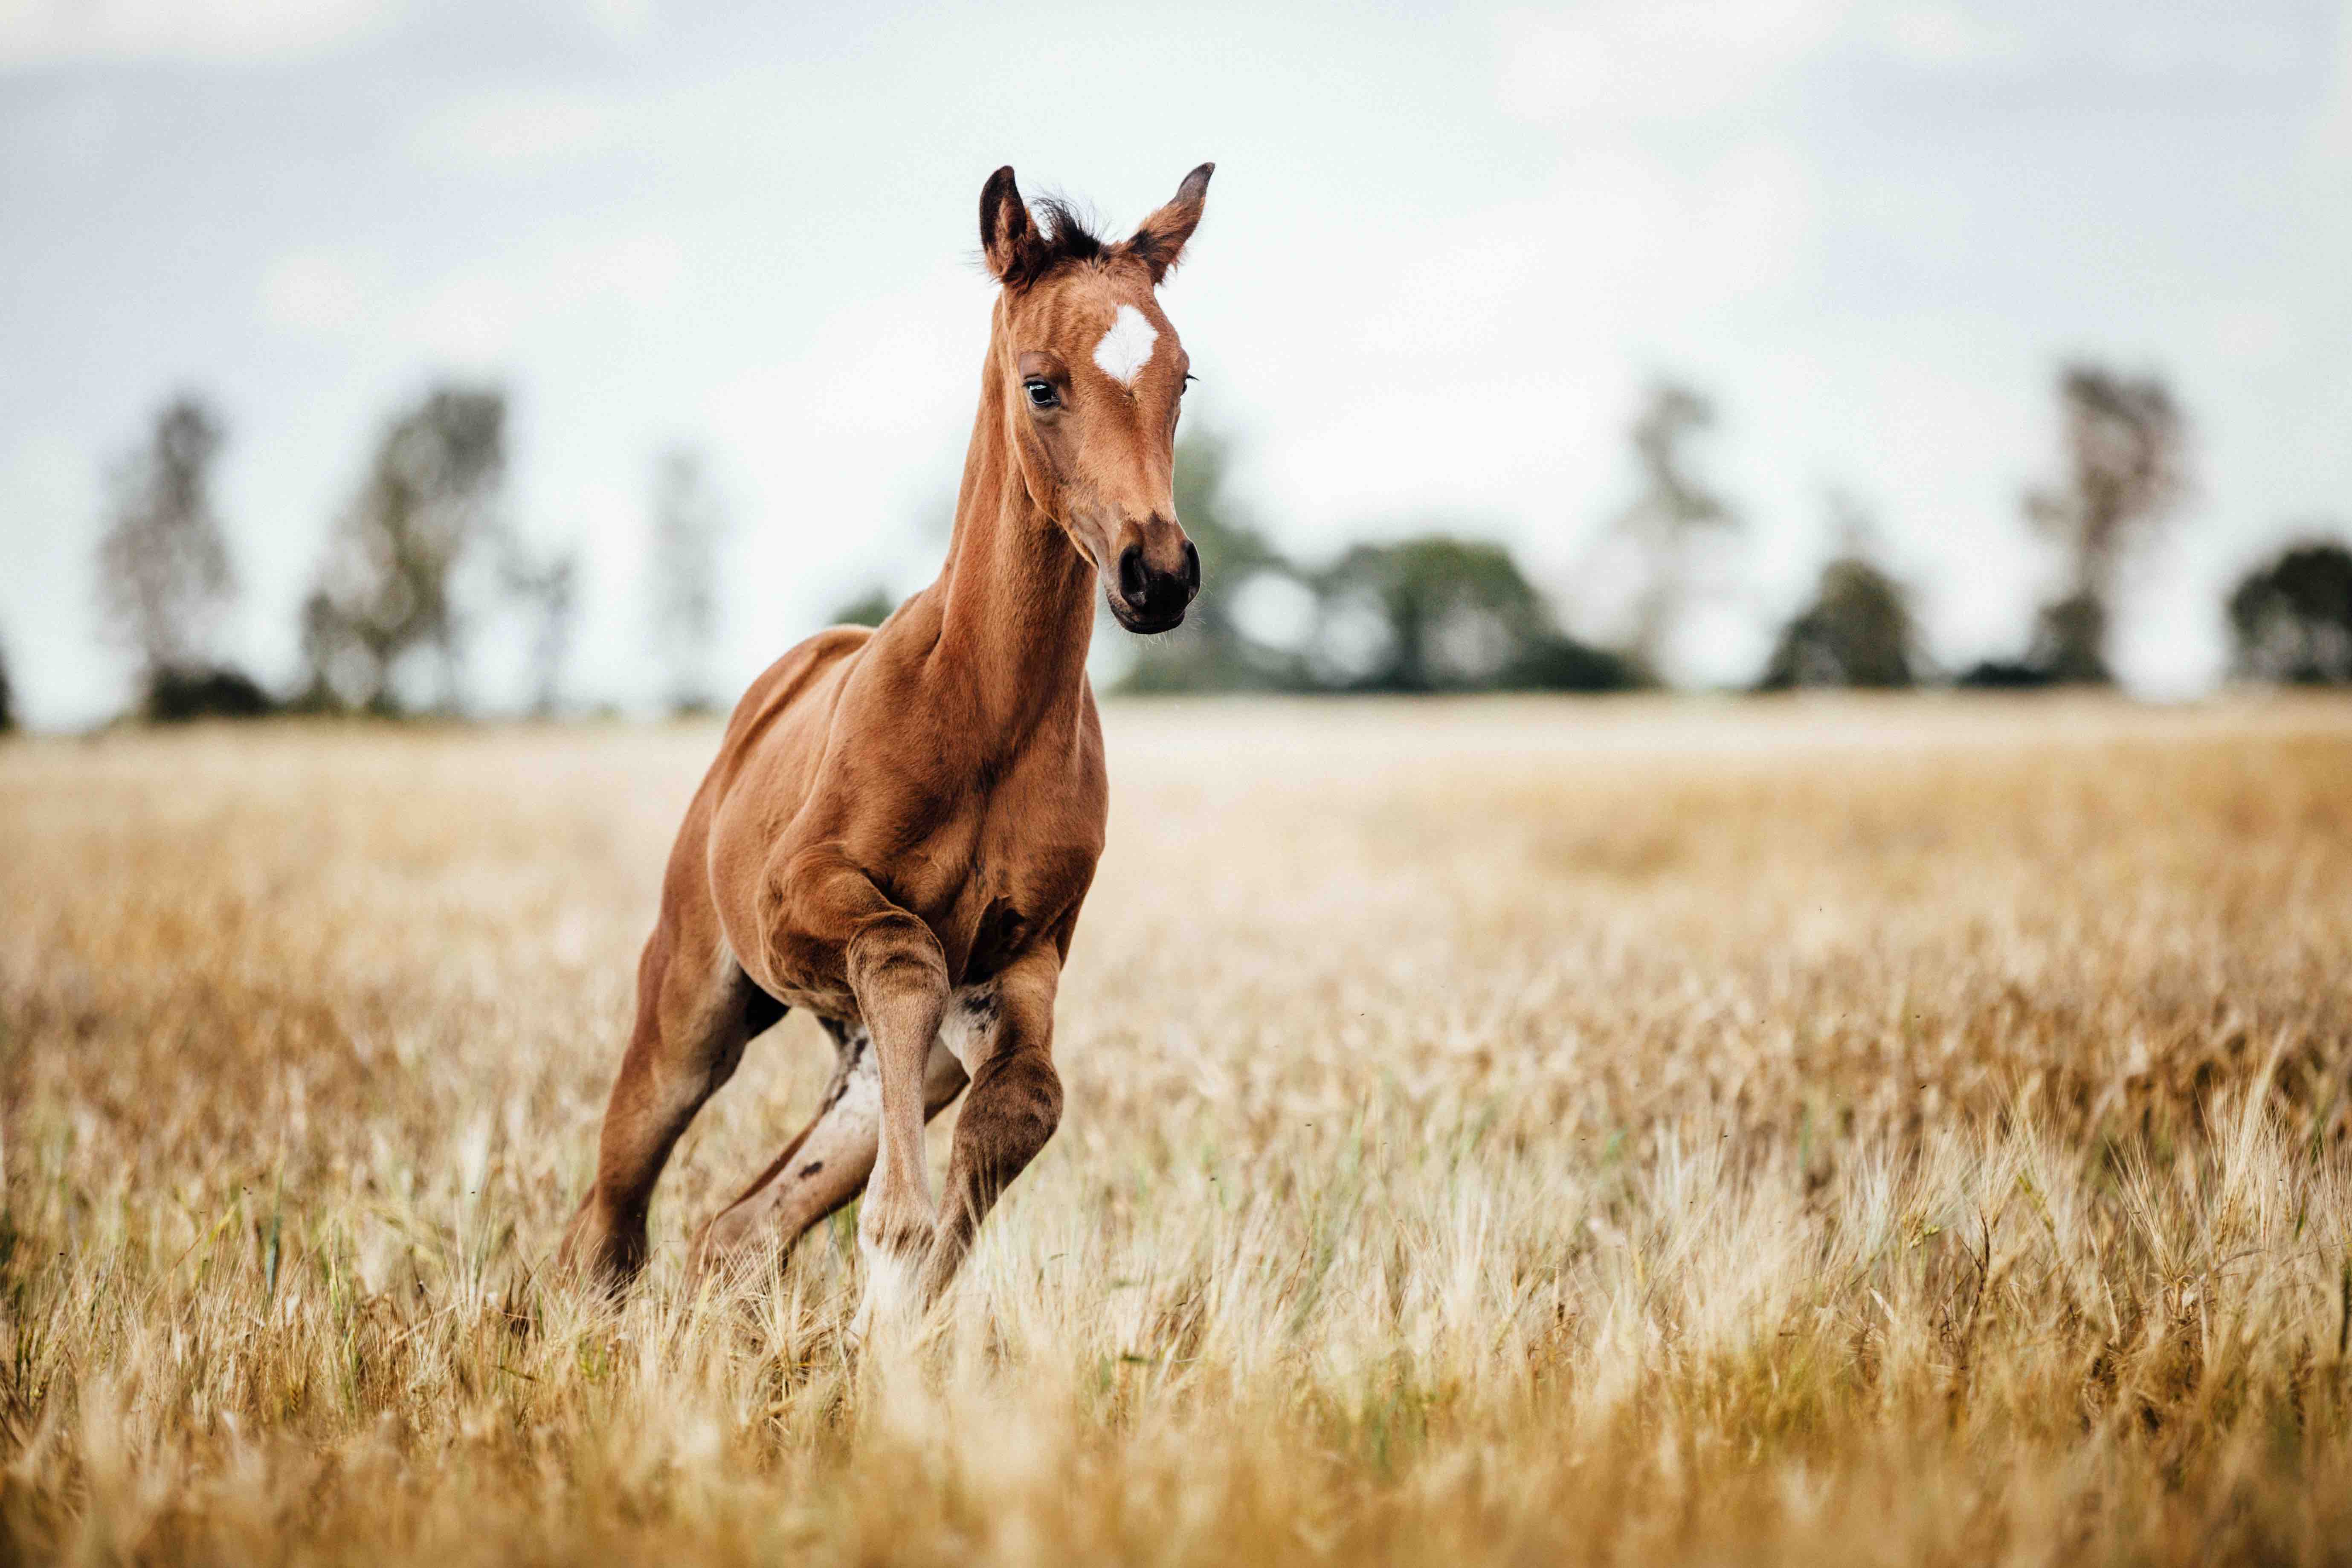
[1024,378,1058,409]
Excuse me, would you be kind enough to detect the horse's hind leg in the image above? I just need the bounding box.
[690,1020,968,1279]
[559,918,778,1292]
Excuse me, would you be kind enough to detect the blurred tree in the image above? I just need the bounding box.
[1758,498,1920,690]
[300,385,507,715]
[1593,382,1737,683]
[1312,534,1632,693]
[2228,536,2352,684]
[96,394,245,714]
[1119,433,1312,693]
[0,626,15,733]
[830,587,899,628]
[2022,365,2187,683]
[648,446,727,714]
[2021,591,2108,685]
[506,545,580,717]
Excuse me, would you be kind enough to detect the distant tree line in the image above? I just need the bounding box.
[1103,433,1638,695]
[7,359,2348,733]
[1097,368,2345,698]
[1760,366,2342,695]
[287,385,583,719]
[1115,364,2349,698]
[44,383,731,727]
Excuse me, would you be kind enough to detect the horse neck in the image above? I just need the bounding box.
[929,316,1099,737]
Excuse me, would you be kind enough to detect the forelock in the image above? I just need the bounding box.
[1000,195,1127,291]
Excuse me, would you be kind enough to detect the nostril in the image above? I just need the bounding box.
[1181,540,1201,596]
[1118,544,1148,604]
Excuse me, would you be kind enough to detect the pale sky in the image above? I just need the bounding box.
[4,0,2349,725]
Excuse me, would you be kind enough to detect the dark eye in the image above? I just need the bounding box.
[1024,378,1059,409]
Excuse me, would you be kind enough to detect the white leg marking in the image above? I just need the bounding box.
[935,983,1000,1074]
[850,1012,943,1342]
[852,1232,921,1340]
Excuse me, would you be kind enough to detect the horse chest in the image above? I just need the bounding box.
[922,834,1092,986]
[900,762,1103,972]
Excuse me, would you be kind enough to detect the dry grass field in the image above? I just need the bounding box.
[4,695,2351,1565]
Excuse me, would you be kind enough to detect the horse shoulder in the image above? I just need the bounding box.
[699,627,876,981]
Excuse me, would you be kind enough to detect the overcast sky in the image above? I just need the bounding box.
[4,0,2349,725]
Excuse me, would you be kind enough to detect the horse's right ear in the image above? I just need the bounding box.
[980,166,1044,286]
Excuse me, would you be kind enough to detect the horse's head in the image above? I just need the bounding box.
[980,163,1212,635]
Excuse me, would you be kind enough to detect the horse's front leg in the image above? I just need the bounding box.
[917,944,1063,1308]
[770,850,951,1341]
[847,912,952,1338]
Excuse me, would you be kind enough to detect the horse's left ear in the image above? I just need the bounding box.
[1123,162,1214,283]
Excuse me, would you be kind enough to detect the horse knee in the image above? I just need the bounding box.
[699,1029,749,1097]
[841,914,949,1000]
[973,1052,1062,1178]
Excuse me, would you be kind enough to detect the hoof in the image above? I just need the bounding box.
[557,1205,646,1298]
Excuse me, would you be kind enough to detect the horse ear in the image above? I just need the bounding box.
[980,166,1045,285]
[1123,162,1214,283]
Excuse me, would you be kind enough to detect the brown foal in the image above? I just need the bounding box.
[560,163,1214,1336]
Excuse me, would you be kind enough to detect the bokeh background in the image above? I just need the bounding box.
[12,11,2352,1559]
[5,0,2352,728]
